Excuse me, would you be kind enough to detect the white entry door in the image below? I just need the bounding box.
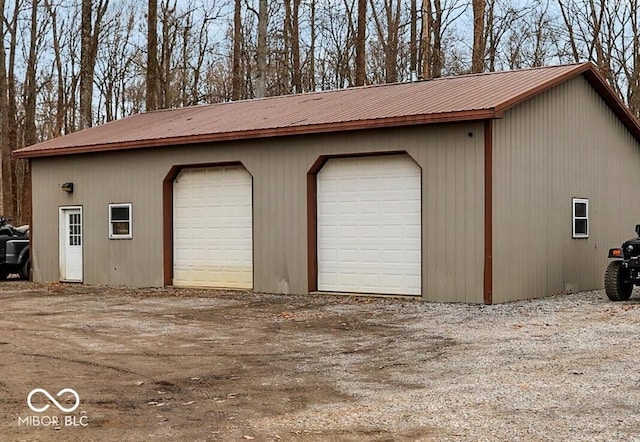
[59,207,83,282]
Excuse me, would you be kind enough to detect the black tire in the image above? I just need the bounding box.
[605,261,633,301]
[18,257,30,281]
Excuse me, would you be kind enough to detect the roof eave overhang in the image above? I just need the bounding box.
[493,63,592,114]
[14,109,500,159]
[581,68,640,142]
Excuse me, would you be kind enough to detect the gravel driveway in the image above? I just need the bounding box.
[0,282,639,441]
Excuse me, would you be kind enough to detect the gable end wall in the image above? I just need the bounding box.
[492,75,640,302]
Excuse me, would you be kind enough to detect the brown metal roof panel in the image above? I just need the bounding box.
[16,63,632,159]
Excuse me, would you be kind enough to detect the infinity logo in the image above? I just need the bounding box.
[27,388,80,413]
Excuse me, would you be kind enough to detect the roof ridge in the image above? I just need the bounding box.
[428,62,588,82]
[144,63,590,115]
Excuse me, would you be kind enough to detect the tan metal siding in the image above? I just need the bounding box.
[493,76,640,302]
[32,153,167,286]
[31,123,484,301]
[413,124,485,302]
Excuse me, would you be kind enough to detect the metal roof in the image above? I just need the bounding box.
[14,62,640,158]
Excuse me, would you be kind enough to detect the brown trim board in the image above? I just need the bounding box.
[14,110,499,159]
[28,159,33,281]
[483,120,493,305]
[306,157,325,292]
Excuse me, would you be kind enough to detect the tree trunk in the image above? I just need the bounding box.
[232,0,242,100]
[24,0,38,148]
[471,0,486,73]
[255,0,268,98]
[421,0,431,78]
[0,0,9,218]
[309,0,316,90]
[159,0,175,108]
[18,0,39,223]
[291,0,302,93]
[283,0,291,94]
[355,0,366,86]
[80,0,93,128]
[146,0,159,111]
[432,0,442,77]
[80,0,108,128]
[386,0,400,83]
[5,0,19,220]
[44,0,65,137]
[370,0,400,83]
[558,0,580,63]
[410,0,417,79]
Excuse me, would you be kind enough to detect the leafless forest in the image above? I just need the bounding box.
[0,0,638,224]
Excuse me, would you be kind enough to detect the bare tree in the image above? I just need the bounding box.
[3,0,20,221]
[0,0,9,218]
[621,0,640,115]
[282,0,292,94]
[370,0,402,83]
[18,0,42,222]
[95,3,140,122]
[421,0,465,78]
[158,0,177,107]
[291,0,302,93]
[556,0,621,89]
[557,0,580,62]
[80,0,109,128]
[44,0,66,137]
[410,0,417,79]
[471,0,486,72]
[308,0,316,90]
[257,0,268,97]
[232,0,242,100]
[355,0,366,85]
[147,0,159,111]
[24,0,39,147]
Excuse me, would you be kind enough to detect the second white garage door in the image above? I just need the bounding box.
[173,166,253,288]
[317,155,422,295]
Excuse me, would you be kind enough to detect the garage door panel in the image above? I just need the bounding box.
[317,155,421,296]
[173,166,253,289]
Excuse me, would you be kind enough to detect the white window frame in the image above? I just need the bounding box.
[572,198,589,239]
[109,203,132,239]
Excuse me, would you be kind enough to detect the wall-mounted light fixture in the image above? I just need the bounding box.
[61,182,74,193]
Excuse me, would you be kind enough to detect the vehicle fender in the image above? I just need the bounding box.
[17,244,29,264]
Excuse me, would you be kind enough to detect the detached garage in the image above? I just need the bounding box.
[14,62,640,303]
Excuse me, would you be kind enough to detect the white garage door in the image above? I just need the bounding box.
[317,155,421,295]
[173,166,253,288]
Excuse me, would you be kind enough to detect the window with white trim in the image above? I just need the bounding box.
[572,198,588,239]
[109,203,132,239]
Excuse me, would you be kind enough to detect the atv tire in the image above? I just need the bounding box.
[605,260,633,301]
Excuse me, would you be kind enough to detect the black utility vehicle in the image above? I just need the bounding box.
[0,216,30,280]
[605,224,640,301]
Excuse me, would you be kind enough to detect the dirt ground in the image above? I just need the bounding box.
[1,281,640,441]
